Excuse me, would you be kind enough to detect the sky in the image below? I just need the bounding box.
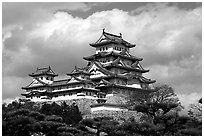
[2,2,202,112]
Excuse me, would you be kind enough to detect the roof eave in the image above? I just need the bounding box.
[29,74,58,77]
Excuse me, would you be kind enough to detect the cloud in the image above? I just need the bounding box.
[2,2,201,106]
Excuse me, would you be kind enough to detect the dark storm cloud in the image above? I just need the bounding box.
[2,2,92,26]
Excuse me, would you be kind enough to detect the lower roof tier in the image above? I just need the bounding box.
[83,51,142,61]
[95,84,156,92]
[22,87,100,96]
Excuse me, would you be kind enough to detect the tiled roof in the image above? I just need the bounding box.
[29,66,58,77]
[52,79,70,86]
[89,29,135,48]
[22,79,48,89]
[83,50,142,61]
[67,66,93,76]
[87,61,114,76]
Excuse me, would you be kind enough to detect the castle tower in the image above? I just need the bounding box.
[21,66,58,99]
[83,29,156,100]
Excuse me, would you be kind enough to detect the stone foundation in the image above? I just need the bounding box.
[83,110,142,124]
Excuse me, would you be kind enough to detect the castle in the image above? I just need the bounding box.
[22,29,156,111]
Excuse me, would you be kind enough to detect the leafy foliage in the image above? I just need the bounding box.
[2,100,85,136]
[188,99,202,122]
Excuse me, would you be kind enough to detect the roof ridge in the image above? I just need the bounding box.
[103,29,122,38]
[54,78,70,82]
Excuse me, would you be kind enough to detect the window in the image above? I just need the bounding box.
[100,48,102,51]
[103,47,105,51]
[46,77,49,80]
[106,47,108,50]
[51,77,53,81]
[41,77,43,80]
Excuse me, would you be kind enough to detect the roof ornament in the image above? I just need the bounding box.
[74,66,78,71]
[120,33,122,37]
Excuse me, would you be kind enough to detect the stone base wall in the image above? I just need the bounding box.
[83,110,142,124]
[36,98,97,115]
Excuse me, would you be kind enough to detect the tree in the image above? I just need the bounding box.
[59,102,82,125]
[2,108,43,136]
[188,98,202,122]
[134,84,181,123]
[133,84,184,135]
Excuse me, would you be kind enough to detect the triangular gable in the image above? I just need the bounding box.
[70,66,79,74]
[97,79,112,87]
[131,61,139,68]
[26,79,46,88]
[137,63,144,70]
[47,67,56,75]
[112,57,125,67]
[119,60,126,67]
[87,62,114,79]
[68,76,81,83]
[95,33,108,44]
[88,64,106,78]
